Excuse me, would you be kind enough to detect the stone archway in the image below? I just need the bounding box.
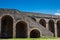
[39,19,46,27]
[48,20,55,36]
[57,20,60,37]
[16,21,27,38]
[30,29,40,38]
[1,15,13,38]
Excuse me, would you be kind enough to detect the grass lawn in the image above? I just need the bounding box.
[0,38,60,40]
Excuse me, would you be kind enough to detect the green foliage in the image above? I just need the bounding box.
[0,38,60,40]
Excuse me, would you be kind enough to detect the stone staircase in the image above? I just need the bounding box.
[27,16,53,37]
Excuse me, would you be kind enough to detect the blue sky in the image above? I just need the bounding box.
[0,0,60,15]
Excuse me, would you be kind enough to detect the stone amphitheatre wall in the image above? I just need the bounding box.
[0,9,60,38]
[22,12,60,37]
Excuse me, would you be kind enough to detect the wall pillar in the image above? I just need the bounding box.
[0,19,1,37]
[46,21,49,30]
[54,22,57,37]
[13,22,16,38]
[27,26,30,38]
[28,30,30,38]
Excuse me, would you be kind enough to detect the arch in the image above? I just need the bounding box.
[48,20,55,36]
[39,19,46,27]
[16,21,27,38]
[31,17,36,21]
[30,29,40,38]
[57,20,60,37]
[1,15,13,38]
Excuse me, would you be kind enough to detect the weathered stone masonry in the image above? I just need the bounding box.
[0,8,60,38]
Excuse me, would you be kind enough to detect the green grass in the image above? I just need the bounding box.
[0,38,60,40]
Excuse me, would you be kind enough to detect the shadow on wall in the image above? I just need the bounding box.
[30,29,40,38]
[1,15,13,38]
[16,21,27,38]
[39,19,46,28]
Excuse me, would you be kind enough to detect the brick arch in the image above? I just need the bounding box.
[30,29,40,38]
[16,21,28,38]
[57,20,60,37]
[1,15,13,38]
[39,19,46,27]
[48,19,55,37]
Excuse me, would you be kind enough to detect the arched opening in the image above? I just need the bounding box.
[48,20,55,36]
[57,20,60,37]
[31,17,36,21]
[16,21,27,38]
[30,29,40,38]
[1,15,13,38]
[39,19,46,27]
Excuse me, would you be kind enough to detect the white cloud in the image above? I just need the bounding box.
[54,9,60,15]
[54,13,60,15]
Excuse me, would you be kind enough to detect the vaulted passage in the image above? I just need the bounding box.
[57,20,60,37]
[48,20,55,36]
[16,21,27,38]
[39,19,46,27]
[30,29,40,38]
[1,15,13,38]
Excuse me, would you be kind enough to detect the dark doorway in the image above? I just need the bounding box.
[49,20,55,36]
[1,15,13,38]
[16,21,27,38]
[57,20,60,37]
[30,29,40,38]
[39,19,46,27]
